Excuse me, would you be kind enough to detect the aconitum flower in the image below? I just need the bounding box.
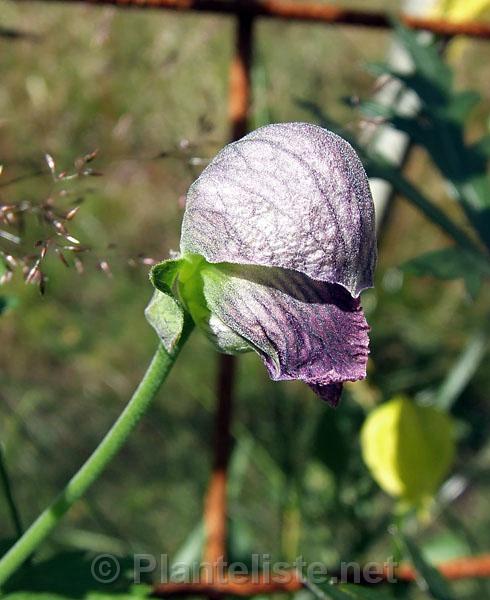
[146,123,376,406]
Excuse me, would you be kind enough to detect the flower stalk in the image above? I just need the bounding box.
[0,320,193,589]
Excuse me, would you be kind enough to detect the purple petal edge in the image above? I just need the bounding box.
[201,264,369,405]
[308,383,344,407]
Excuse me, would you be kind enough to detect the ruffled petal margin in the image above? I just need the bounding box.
[201,263,369,406]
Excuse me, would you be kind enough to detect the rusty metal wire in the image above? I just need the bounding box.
[202,14,253,591]
[13,0,490,38]
[152,554,490,596]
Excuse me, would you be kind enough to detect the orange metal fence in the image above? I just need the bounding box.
[15,0,490,37]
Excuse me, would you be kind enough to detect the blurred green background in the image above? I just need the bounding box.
[0,0,489,598]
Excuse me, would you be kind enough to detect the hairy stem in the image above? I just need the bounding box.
[0,322,193,588]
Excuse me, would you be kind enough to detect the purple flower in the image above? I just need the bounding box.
[147,123,376,406]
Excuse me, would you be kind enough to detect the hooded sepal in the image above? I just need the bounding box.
[181,122,376,297]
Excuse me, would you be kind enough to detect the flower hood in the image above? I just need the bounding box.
[146,122,377,406]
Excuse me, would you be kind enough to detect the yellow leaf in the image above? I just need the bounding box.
[432,0,490,21]
[432,0,490,59]
[361,397,455,505]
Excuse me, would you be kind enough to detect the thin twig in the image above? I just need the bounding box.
[0,446,24,540]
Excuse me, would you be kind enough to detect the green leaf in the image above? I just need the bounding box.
[400,535,455,600]
[299,92,489,252]
[434,330,488,410]
[302,27,490,248]
[364,26,490,248]
[446,91,480,124]
[393,24,452,92]
[297,101,485,258]
[402,246,490,298]
[364,64,448,108]
[365,71,476,123]
[370,163,482,256]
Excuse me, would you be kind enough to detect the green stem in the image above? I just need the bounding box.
[0,445,24,539]
[0,323,193,588]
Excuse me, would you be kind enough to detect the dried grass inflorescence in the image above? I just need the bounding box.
[0,150,157,294]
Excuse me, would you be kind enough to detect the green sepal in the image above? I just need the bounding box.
[150,258,185,293]
[151,254,253,355]
[145,259,186,353]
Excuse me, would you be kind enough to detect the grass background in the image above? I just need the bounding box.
[0,1,489,596]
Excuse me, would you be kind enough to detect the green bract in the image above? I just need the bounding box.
[147,255,252,355]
